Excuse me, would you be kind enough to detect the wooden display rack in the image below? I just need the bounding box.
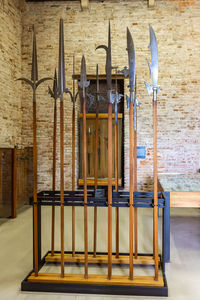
[21,190,168,296]
[21,19,168,297]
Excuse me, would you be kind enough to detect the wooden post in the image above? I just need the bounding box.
[33,99,38,277]
[93,65,100,257]
[93,107,99,257]
[51,100,57,256]
[83,96,88,279]
[153,89,159,280]
[108,102,112,280]
[129,102,134,280]
[72,55,76,257]
[134,129,138,259]
[12,147,17,219]
[115,120,119,258]
[60,98,65,278]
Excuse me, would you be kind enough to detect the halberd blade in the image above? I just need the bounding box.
[31,26,38,82]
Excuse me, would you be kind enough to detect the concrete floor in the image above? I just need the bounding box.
[0,205,199,300]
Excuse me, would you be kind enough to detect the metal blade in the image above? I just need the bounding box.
[78,55,90,98]
[96,21,113,102]
[148,24,158,89]
[31,25,38,82]
[127,27,135,97]
[58,18,66,97]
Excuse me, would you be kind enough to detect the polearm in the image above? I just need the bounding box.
[78,55,90,279]
[126,27,136,280]
[17,26,52,276]
[113,68,123,259]
[96,21,115,280]
[58,18,68,278]
[48,69,59,257]
[93,64,99,258]
[145,24,159,281]
[65,54,79,257]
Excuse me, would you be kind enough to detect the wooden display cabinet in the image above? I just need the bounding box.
[78,113,123,186]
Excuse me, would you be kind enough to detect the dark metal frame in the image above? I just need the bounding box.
[21,191,169,296]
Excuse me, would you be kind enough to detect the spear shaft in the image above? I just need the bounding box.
[51,97,57,256]
[72,54,76,257]
[93,64,99,258]
[114,70,119,259]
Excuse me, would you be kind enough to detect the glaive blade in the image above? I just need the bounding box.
[126,27,136,107]
[145,25,159,96]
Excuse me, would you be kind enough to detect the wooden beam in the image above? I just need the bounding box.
[148,0,155,7]
[81,0,89,10]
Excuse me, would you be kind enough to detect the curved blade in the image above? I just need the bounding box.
[127,27,135,96]
[96,21,112,96]
[36,77,52,89]
[31,25,38,82]
[16,78,33,89]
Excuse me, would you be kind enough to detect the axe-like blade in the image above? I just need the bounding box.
[58,18,66,97]
[127,27,135,96]
[31,25,38,82]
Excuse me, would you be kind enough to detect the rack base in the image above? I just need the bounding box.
[21,251,168,297]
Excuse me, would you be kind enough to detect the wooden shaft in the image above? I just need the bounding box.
[83,98,88,279]
[115,121,119,258]
[51,100,57,256]
[33,101,38,277]
[0,152,2,206]
[72,103,75,257]
[94,114,99,189]
[12,147,17,218]
[153,99,159,280]
[129,102,134,280]
[60,99,65,278]
[93,112,99,257]
[134,130,138,258]
[108,103,112,280]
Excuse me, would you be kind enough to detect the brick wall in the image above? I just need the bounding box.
[0,0,24,147]
[19,0,200,191]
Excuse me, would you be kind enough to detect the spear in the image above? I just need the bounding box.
[17,26,52,276]
[48,69,59,257]
[126,27,135,280]
[145,24,160,281]
[65,54,79,257]
[96,21,115,280]
[57,18,69,278]
[78,55,90,279]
